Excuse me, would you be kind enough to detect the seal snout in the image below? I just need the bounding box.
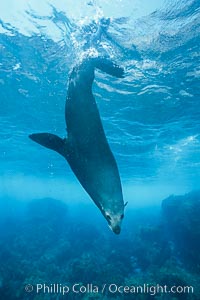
[112,225,121,235]
[107,215,122,234]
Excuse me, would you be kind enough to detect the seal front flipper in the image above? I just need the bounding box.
[29,133,67,157]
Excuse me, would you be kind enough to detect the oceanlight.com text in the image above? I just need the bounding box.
[24,283,194,296]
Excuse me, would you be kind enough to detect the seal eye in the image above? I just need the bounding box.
[121,214,124,219]
[106,214,111,221]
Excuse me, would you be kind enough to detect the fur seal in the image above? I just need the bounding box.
[29,56,125,234]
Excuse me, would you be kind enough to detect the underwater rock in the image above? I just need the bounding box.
[162,190,200,272]
[130,223,172,271]
[1,196,199,299]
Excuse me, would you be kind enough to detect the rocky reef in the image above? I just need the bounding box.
[0,191,199,299]
[162,190,200,273]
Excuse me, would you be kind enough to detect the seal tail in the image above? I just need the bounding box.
[93,57,125,78]
[29,133,66,157]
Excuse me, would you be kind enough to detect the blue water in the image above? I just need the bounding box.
[0,0,200,299]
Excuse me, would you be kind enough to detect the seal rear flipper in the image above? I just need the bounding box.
[93,57,124,78]
[29,133,66,157]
